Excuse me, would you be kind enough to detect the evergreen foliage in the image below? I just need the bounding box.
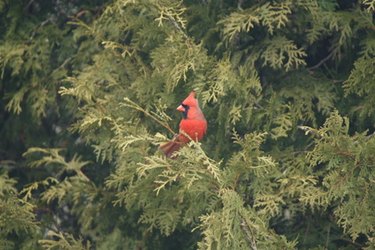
[1,0,375,249]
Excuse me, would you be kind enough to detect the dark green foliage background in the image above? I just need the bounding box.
[1,0,375,249]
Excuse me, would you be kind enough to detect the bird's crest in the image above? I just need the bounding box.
[182,91,197,107]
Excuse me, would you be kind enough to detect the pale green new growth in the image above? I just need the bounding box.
[261,36,306,71]
[304,112,375,240]
[39,231,90,250]
[362,0,375,11]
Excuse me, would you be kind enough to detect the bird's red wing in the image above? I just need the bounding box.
[159,140,183,158]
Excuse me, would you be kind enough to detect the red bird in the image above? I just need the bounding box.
[160,91,207,157]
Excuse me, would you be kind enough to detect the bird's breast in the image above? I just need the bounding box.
[178,119,207,143]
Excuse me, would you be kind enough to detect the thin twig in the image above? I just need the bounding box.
[0,160,16,165]
[168,16,188,39]
[237,0,244,10]
[51,57,74,75]
[308,50,335,70]
[303,217,310,246]
[297,125,322,139]
[137,107,176,135]
[325,224,330,248]
[253,101,264,109]
[339,237,363,248]
[240,218,258,250]
[24,0,35,12]
[366,131,375,140]
[29,17,52,40]
[123,99,176,135]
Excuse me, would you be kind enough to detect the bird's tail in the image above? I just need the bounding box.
[159,139,183,158]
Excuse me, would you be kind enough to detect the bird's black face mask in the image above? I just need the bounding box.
[181,104,189,119]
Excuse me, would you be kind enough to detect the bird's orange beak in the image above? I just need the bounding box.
[176,105,185,112]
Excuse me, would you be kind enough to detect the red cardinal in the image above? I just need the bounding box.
[160,91,207,157]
